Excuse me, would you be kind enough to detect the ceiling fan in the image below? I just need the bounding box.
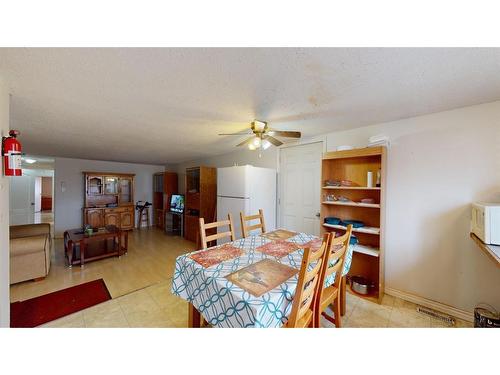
[218,120,301,151]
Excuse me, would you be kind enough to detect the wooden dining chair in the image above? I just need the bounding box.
[314,226,352,328]
[239,209,266,238]
[199,214,236,249]
[285,233,331,328]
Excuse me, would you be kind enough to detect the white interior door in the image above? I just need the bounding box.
[34,176,42,212]
[279,142,323,235]
[9,175,35,225]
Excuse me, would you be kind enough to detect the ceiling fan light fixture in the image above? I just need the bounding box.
[248,143,256,151]
[262,139,271,150]
[252,137,261,147]
[252,120,266,132]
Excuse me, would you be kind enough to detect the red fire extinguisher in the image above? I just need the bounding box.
[2,129,22,176]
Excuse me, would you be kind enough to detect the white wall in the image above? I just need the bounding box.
[54,157,164,236]
[174,147,278,193]
[0,76,10,327]
[324,101,500,313]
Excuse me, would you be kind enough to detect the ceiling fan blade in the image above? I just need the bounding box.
[236,136,255,147]
[218,131,252,136]
[264,135,283,147]
[268,130,301,138]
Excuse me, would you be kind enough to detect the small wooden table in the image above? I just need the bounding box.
[471,233,500,268]
[64,225,128,268]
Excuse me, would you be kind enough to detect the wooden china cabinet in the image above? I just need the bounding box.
[83,172,135,231]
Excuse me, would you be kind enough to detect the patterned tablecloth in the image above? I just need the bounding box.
[171,232,353,328]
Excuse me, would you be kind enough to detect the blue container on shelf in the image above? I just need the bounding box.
[324,217,341,225]
[341,219,365,228]
[350,234,358,245]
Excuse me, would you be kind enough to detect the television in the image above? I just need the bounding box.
[170,194,185,214]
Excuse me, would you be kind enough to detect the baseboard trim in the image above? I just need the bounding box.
[385,287,474,323]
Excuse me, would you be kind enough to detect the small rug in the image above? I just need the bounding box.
[10,279,111,328]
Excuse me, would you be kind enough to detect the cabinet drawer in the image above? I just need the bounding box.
[104,207,126,214]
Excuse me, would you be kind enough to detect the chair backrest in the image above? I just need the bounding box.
[286,233,331,328]
[239,209,266,238]
[199,214,236,249]
[317,226,352,295]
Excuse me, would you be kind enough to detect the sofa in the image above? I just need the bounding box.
[10,223,51,284]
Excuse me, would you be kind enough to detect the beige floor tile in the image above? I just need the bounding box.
[381,294,396,308]
[84,308,129,328]
[388,307,431,328]
[167,314,188,328]
[145,281,178,308]
[347,299,392,328]
[82,299,122,321]
[125,308,172,328]
[117,288,160,315]
[40,312,85,328]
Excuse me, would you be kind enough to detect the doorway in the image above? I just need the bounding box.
[278,141,323,235]
[9,156,55,226]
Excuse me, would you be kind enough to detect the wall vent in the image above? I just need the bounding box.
[417,305,455,326]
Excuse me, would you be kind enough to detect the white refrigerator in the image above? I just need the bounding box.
[217,165,276,243]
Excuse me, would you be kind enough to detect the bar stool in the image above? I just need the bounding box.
[135,201,151,229]
[137,207,150,229]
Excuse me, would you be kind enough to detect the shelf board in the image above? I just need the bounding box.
[323,146,384,160]
[322,186,381,190]
[353,244,380,257]
[322,223,380,235]
[470,233,500,268]
[322,201,380,208]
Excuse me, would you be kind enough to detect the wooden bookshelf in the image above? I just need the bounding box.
[184,166,217,246]
[153,172,178,229]
[320,146,386,303]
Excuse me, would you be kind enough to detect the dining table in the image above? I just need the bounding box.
[171,229,353,328]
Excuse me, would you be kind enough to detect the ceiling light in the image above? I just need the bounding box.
[252,120,266,132]
[262,139,271,150]
[248,143,256,151]
[253,137,261,147]
[24,158,36,164]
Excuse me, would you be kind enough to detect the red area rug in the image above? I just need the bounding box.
[10,279,111,328]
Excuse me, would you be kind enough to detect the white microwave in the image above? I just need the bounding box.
[471,203,500,245]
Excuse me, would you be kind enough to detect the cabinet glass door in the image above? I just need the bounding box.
[88,176,103,195]
[119,178,132,204]
[104,177,118,194]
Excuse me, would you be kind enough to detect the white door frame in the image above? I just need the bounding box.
[34,176,42,212]
[277,139,325,229]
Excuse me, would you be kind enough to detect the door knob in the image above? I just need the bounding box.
[315,212,320,218]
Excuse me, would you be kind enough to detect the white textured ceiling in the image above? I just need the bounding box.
[1,48,500,165]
